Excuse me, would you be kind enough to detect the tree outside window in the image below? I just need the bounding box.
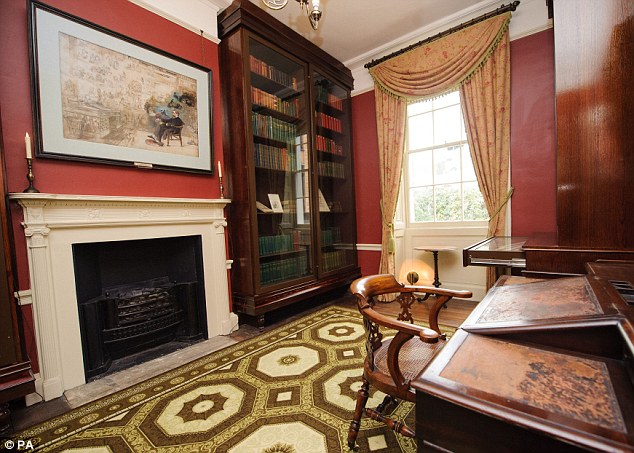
[406,91,487,223]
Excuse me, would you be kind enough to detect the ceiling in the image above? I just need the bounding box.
[247,0,506,65]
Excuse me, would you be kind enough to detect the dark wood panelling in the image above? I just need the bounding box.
[554,0,634,248]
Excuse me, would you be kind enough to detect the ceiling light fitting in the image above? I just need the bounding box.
[261,0,322,30]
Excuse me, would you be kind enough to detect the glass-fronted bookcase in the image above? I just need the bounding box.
[313,73,357,276]
[219,0,360,327]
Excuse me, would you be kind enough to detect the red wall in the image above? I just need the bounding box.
[1,0,225,288]
[510,29,557,236]
[0,0,225,372]
[351,91,382,276]
[350,29,558,274]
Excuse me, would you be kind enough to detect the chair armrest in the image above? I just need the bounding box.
[406,284,472,299]
[359,304,439,343]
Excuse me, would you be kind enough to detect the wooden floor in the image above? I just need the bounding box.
[7,291,477,433]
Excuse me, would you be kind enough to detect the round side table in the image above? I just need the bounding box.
[414,245,457,288]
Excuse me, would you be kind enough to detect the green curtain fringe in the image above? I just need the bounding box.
[460,15,510,86]
[369,13,512,103]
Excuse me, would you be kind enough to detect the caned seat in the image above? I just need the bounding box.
[347,274,472,450]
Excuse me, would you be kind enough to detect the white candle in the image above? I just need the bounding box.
[217,160,222,178]
[25,133,32,159]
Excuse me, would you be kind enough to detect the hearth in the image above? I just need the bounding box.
[73,236,207,379]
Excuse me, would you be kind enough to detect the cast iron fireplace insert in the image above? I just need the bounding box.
[73,235,207,379]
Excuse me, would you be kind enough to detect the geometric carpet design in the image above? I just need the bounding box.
[14,306,444,452]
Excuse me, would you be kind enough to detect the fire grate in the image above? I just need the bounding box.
[78,277,203,379]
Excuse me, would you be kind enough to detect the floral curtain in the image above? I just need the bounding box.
[375,88,407,276]
[369,12,512,288]
[459,36,511,288]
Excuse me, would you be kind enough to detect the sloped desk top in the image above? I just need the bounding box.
[412,261,634,452]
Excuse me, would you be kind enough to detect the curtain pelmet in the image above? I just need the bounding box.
[369,13,511,101]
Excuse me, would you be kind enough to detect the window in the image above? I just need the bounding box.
[405,91,487,223]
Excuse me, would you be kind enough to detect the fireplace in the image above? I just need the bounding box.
[73,236,207,379]
[10,193,236,401]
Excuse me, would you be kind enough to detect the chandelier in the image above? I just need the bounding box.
[261,0,322,30]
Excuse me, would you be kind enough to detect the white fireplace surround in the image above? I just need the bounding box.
[9,193,236,401]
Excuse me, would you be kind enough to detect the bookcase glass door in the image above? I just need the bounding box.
[313,72,356,276]
[249,37,313,288]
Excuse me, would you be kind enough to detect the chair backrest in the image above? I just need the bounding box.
[351,274,472,335]
[351,273,408,301]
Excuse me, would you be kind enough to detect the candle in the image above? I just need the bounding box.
[25,133,32,159]
[217,161,222,178]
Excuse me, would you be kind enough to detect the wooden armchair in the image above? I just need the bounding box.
[347,274,472,449]
[166,125,183,146]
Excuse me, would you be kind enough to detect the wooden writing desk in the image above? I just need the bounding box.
[412,261,634,452]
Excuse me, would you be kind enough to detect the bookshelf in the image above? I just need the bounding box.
[219,0,360,327]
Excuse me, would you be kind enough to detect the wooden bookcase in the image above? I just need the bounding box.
[218,0,360,327]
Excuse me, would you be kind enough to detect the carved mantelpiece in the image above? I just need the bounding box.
[9,193,235,401]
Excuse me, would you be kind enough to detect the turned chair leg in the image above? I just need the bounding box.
[375,394,397,414]
[348,378,370,449]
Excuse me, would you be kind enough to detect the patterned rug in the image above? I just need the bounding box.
[14,306,453,452]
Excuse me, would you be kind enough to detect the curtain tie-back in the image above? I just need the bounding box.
[380,199,396,254]
[488,187,514,222]
[383,221,395,254]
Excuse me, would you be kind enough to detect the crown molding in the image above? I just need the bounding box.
[128,0,233,43]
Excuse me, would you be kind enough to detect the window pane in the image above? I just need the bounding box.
[433,91,460,109]
[408,112,433,150]
[433,146,461,184]
[463,181,488,220]
[404,89,487,225]
[408,99,432,116]
[410,187,434,222]
[409,150,432,187]
[433,104,462,144]
[461,145,477,181]
[434,183,462,221]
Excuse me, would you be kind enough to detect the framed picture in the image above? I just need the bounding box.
[28,1,213,173]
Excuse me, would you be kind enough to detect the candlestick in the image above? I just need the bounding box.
[25,133,32,159]
[219,175,225,199]
[23,157,40,193]
[217,160,222,178]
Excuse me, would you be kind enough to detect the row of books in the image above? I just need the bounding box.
[252,111,297,142]
[316,112,343,133]
[315,134,343,155]
[321,250,349,273]
[254,143,294,171]
[315,85,344,111]
[251,86,300,118]
[318,161,345,178]
[259,233,297,256]
[321,227,342,246]
[250,55,299,91]
[260,255,308,286]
